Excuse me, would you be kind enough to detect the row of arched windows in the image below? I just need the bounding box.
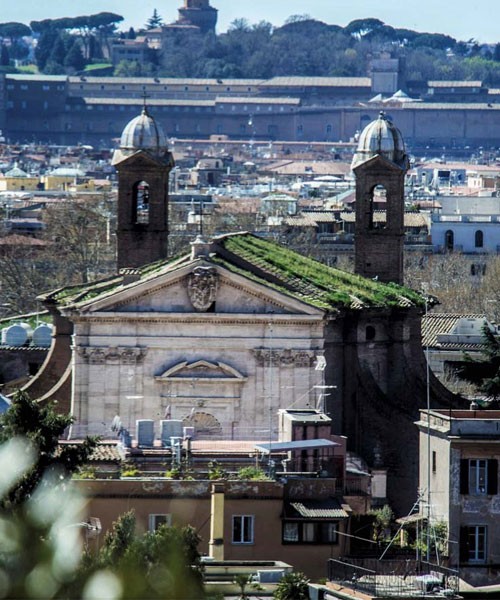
[444,230,484,251]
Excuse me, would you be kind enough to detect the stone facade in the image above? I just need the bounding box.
[67,261,325,441]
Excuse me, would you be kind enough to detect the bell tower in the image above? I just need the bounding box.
[112,106,174,270]
[351,112,409,285]
[178,0,218,34]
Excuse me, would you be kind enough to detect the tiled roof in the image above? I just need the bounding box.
[403,103,500,110]
[58,441,122,462]
[284,212,340,227]
[70,76,265,86]
[421,313,486,348]
[212,234,424,310]
[428,80,482,87]
[261,76,371,87]
[286,498,349,519]
[340,211,428,227]
[83,97,215,107]
[47,232,424,312]
[215,97,300,105]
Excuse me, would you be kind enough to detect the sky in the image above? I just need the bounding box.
[3,1,499,44]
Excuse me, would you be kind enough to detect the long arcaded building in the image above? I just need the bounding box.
[0,73,499,150]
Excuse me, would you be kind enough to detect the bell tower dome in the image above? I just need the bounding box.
[351,112,409,285]
[112,106,174,270]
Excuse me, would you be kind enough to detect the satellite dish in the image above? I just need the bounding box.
[111,415,122,432]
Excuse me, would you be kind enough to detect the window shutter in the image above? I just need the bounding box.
[459,527,468,563]
[487,459,498,495]
[460,459,469,495]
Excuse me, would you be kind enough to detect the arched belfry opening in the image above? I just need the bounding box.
[351,112,409,285]
[132,180,150,224]
[112,106,174,270]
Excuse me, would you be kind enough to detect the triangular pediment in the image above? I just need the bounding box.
[352,154,405,173]
[156,360,246,381]
[112,149,174,169]
[70,260,324,317]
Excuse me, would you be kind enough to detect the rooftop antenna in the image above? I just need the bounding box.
[199,198,204,238]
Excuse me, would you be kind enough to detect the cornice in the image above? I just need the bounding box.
[71,312,325,326]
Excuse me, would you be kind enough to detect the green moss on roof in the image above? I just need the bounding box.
[218,234,424,310]
[49,251,192,307]
[46,232,423,311]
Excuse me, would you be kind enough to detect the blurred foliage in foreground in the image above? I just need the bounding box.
[0,391,206,599]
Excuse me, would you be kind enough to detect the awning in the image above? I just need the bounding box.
[396,513,426,525]
[284,498,349,519]
[255,439,339,454]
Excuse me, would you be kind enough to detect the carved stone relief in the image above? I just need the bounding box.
[187,266,218,311]
[76,346,147,365]
[252,348,318,368]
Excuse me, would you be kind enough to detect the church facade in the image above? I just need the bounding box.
[26,109,462,513]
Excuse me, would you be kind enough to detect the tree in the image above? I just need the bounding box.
[0,390,97,508]
[458,325,500,401]
[74,510,205,599]
[0,22,31,41]
[34,28,60,71]
[345,18,385,38]
[371,504,394,543]
[284,14,312,25]
[146,9,164,30]
[64,39,86,72]
[273,572,309,600]
[42,197,116,284]
[0,44,9,66]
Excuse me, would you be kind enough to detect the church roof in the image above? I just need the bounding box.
[42,233,424,312]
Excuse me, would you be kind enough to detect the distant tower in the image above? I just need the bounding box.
[112,105,174,270]
[178,0,218,34]
[351,112,409,285]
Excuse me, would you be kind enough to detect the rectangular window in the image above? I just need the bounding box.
[282,521,339,544]
[232,515,254,544]
[148,514,171,532]
[432,451,437,474]
[460,459,498,495]
[283,522,299,542]
[303,523,315,542]
[470,459,487,494]
[461,525,487,563]
[321,522,339,544]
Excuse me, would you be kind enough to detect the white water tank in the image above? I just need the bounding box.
[2,324,28,346]
[32,323,53,347]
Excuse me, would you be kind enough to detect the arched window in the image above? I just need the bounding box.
[133,180,150,225]
[445,230,454,251]
[367,185,387,230]
[475,230,484,248]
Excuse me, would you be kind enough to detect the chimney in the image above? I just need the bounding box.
[119,268,141,285]
[209,482,224,561]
